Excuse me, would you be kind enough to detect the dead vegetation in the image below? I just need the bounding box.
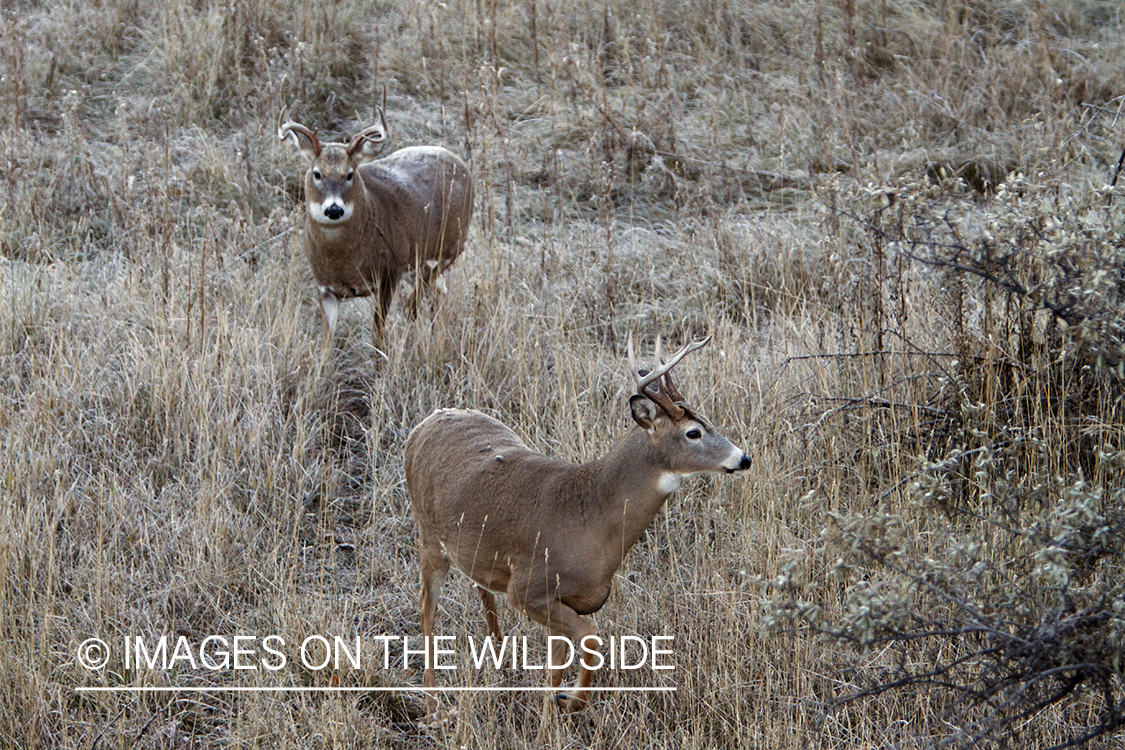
[2,1,1125,748]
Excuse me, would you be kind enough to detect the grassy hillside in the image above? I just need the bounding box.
[2,1,1125,747]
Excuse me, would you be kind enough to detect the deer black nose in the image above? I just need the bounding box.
[738,454,751,470]
[325,203,344,220]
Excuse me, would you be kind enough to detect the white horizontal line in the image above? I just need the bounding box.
[75,686,676,693]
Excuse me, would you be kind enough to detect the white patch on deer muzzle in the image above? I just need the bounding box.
[309,198,353,224]
[722,444,749,472]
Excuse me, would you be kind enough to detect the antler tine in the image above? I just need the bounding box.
[660,335,711,403]
[627,332,640,384]
[348,124,387,152]
[651,334,683,404]
[662,369,686,404]
[348,98,389,154]
[629,335,673,415]
[663,336,710,404]
[635,335,710,391]
[631,334,713,417]
[278,121,321,156]
[630,334,662,394]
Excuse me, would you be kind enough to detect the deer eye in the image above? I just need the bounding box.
[312,170,322,181]
[685,428,702,440]
[346,171,354,182]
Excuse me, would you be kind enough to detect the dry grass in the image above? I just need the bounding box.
[2,0,1125,747]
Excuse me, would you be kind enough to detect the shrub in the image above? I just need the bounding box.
[765,172,1125,749]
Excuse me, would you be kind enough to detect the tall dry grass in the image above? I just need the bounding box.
[2,0,1124,747]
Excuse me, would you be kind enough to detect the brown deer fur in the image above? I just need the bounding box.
[280,104,473,346]
[403,336,751,712]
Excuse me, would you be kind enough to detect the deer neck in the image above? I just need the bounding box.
[589,428,676,554]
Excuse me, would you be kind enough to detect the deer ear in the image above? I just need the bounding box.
[630,394,662,430]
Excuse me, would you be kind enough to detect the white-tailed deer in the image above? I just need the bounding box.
[403,335,751,712]
[279,96,473,347]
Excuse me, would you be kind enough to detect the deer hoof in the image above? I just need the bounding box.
[421,700,456,727]
[554,692,589,712]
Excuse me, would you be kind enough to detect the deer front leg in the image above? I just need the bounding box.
[319,287,341,347]
[549,621,599,711]
[518,595,599,712]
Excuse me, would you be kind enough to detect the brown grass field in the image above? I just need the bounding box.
[3,0,1125,747]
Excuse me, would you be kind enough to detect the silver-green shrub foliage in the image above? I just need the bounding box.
[765,173,1125,749]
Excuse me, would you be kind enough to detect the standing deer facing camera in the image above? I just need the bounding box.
[279,97,473,347]
[404,335,751,713]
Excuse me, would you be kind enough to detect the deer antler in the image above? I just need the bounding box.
[278,120,322,157]
[655,335,694,404]
[628,334,711,418]
[347,122,388,154]
[347,92,389,155]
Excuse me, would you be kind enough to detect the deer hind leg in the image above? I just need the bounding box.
[477,586,503,641]
[404,257,452,319]
[418,546,450,713]
[518,595,599,712]
[371,274,395,347]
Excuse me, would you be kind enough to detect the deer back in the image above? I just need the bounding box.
[355,146,474,272]
[404,409,611,592]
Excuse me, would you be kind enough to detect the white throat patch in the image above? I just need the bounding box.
[657,472,683,494]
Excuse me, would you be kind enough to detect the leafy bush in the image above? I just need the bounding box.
[766,172,1125,749]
